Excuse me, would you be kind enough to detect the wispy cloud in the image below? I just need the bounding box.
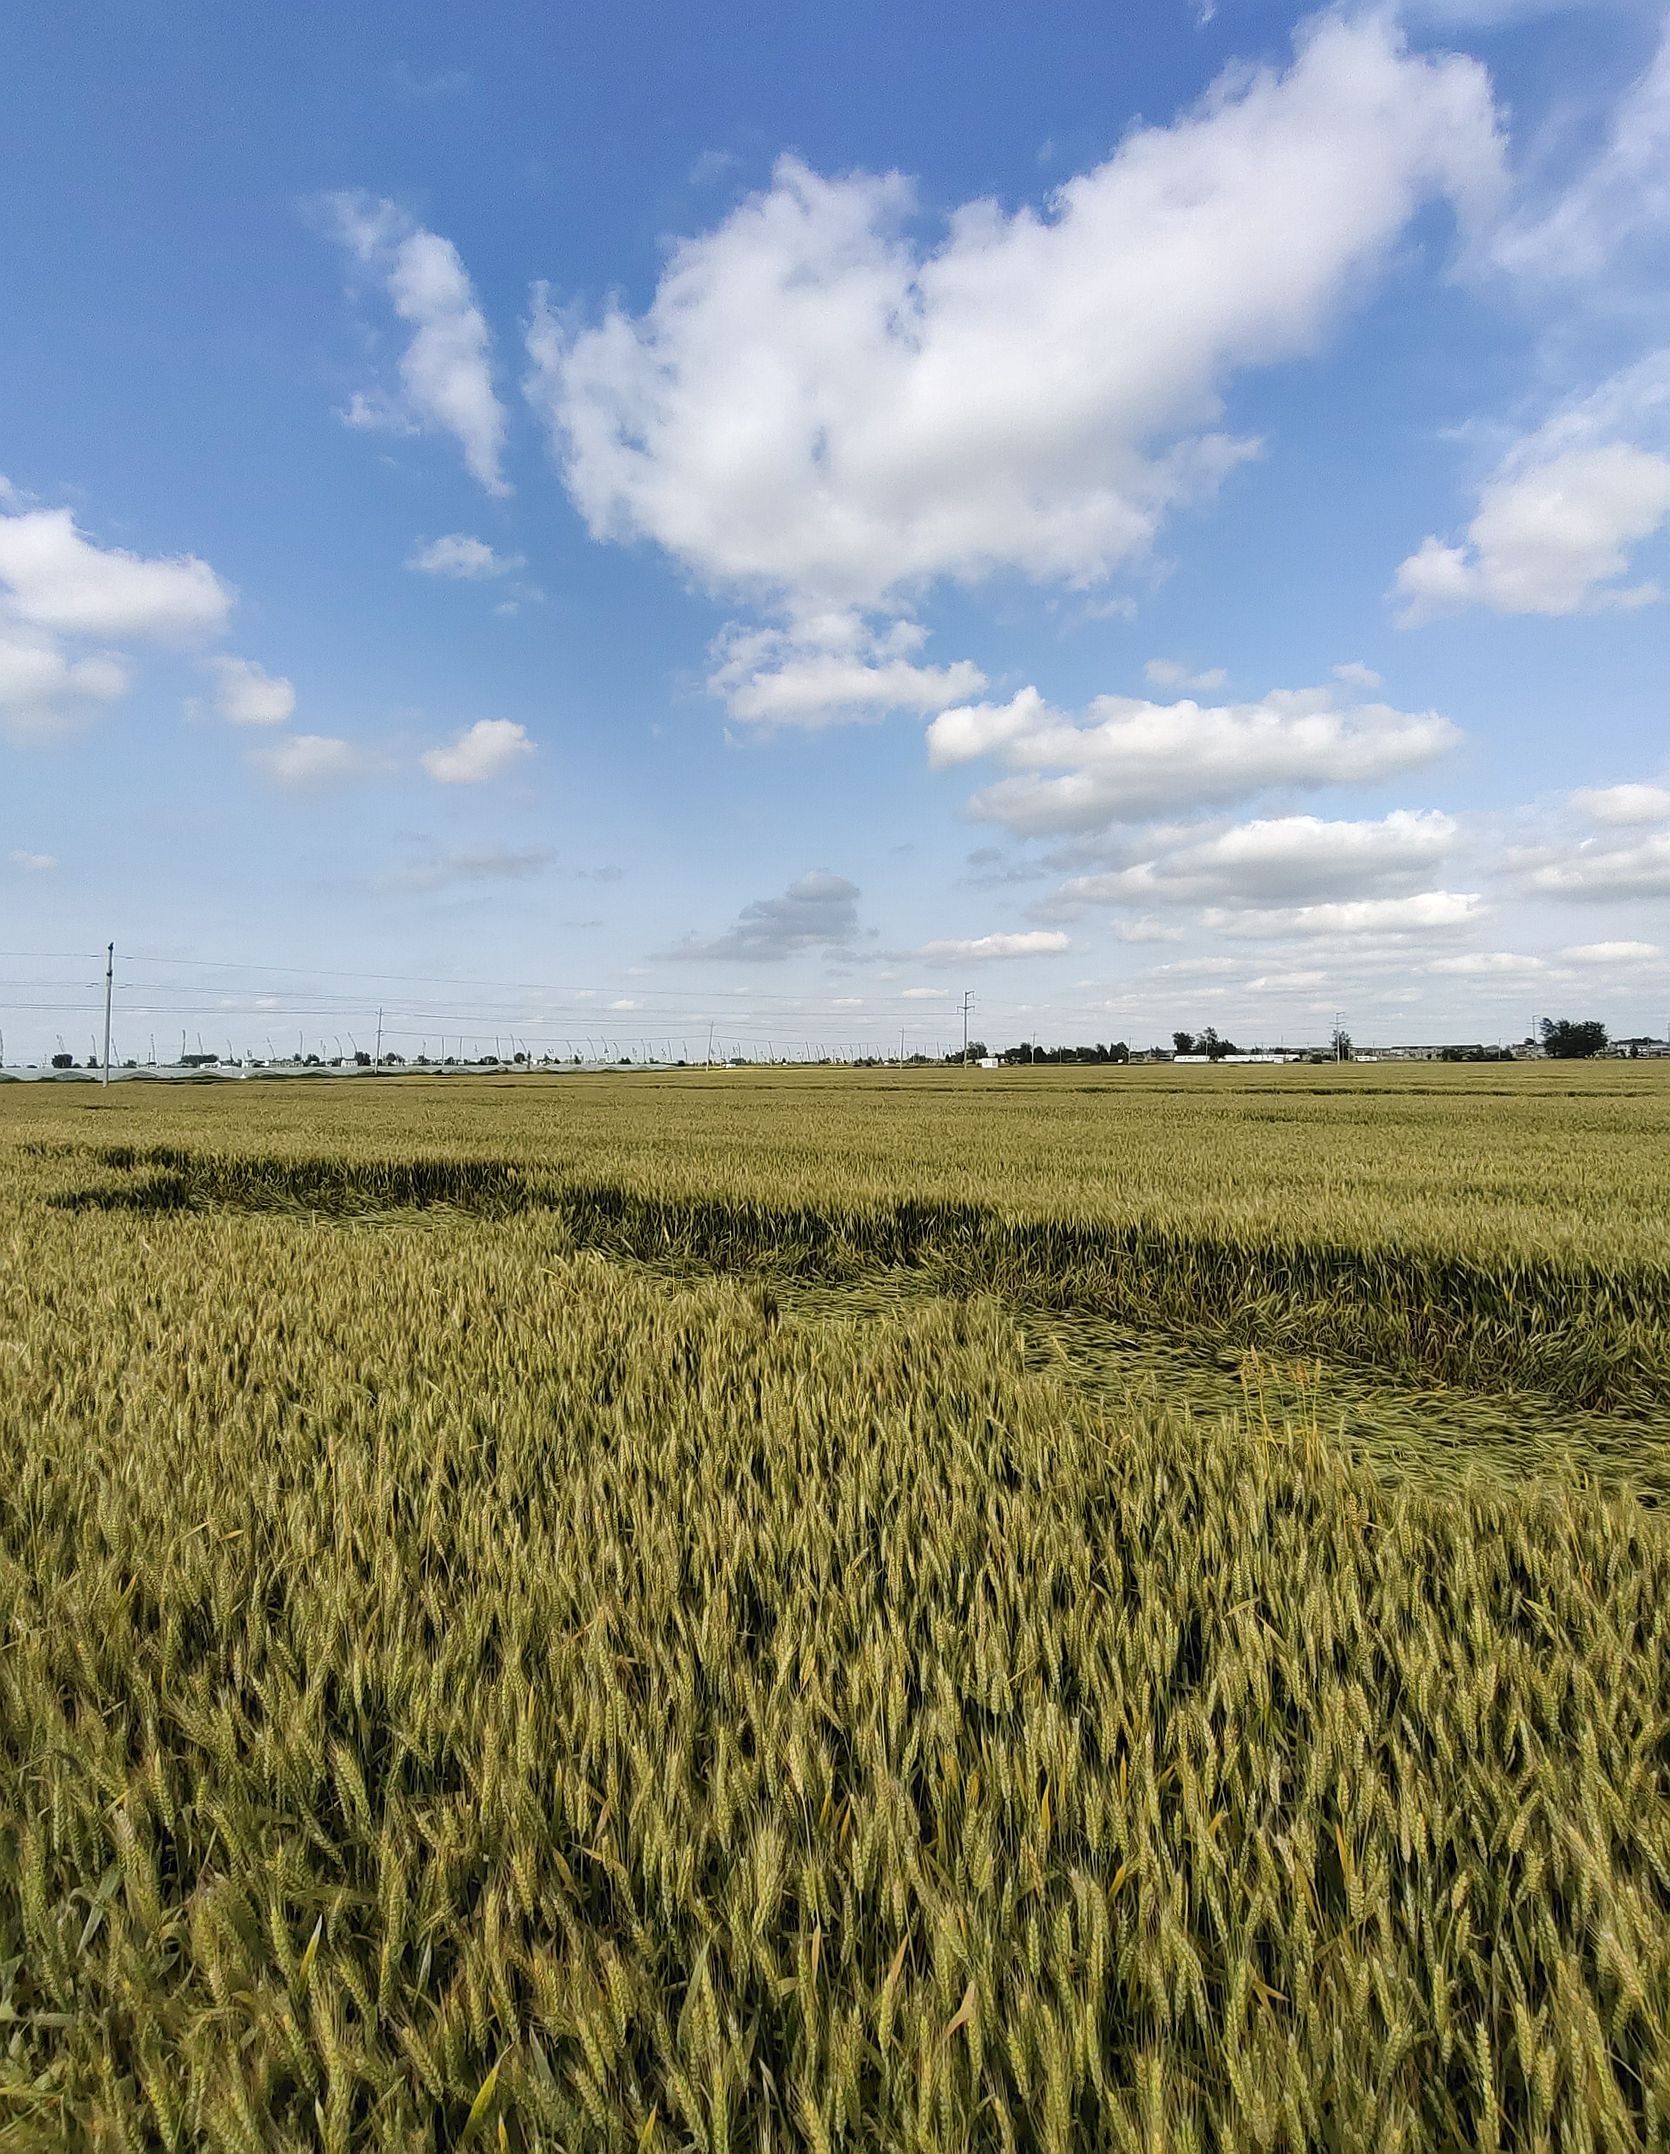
[324,194,510,496]
[377,843,556,893]
[251,733,367,789]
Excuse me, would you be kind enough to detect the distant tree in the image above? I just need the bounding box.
[1330,1028,1354,1062]
[1108,1041,1130,1064]
[1539,1017,1608,1059]
[1172,1030,1195,1056]
[50,1052,73,1070]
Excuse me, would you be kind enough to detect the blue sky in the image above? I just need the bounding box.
[3,0,1668,1062]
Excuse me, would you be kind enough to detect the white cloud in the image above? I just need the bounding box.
[1530,830,1670,900]
[420,717,534,784]
[1396,21,1670,629]
[1571,781,1670,826]
[1145,658,1227,691]
[1397,348,1670,623]
[1111,917,1186,943]
[928,682,1459,835]
[1157,955,1241,977]
[918,930,1070,963]
[1395,442,1670,620]
[0,502,236,742]
[1055,809,1457,910]
[7,849,56,871]
[0,628,127,743]
[1245,967,1327,990]
[1203,890,1482,938]
[668,871,861,960]
[1425,949,1546,975]
[252,734,365,788]
[0,506,231,639]
[530,16,1499,611]
[1333,660,1382,689]
[901,986,951,999]
[209,655,294,728]
[709,614,986,728]
[1558,940,1662,962]
[326,195,510,496]
[407,533,524,579]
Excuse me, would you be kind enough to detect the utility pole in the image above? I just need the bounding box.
[374,1006,383,1076]
[101,943,114,1087]
[961,989,974,1065]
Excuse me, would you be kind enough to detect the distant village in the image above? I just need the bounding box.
[6,1017,1666,1081]
[977,1021,1668,1066]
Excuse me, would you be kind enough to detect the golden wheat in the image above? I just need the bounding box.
[1,1068,1667,2148]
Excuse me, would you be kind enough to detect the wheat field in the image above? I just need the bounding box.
[2,1066,1667,2148]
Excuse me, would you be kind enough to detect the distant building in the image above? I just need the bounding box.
[1356,1044,1506,1062]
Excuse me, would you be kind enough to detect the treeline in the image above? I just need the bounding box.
[947,1041,1133,1065]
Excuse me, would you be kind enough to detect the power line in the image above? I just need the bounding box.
[58,949,1031,1009]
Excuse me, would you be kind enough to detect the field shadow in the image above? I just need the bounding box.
[49,1142,1670,1424]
